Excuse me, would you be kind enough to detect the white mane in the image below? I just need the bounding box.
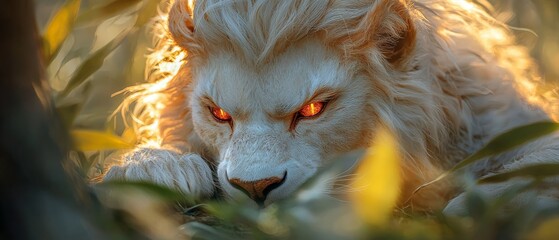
[120,0,557,155]
[105,0,559,212]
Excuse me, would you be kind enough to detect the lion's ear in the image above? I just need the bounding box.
[354,0,416,67]
[168,0,199,52]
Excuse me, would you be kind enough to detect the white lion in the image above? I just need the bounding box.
[104,0,559,213]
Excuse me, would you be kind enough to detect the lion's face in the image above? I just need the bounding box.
[190,39,375,206]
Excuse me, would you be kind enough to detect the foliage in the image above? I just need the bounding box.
[41,0,159,178]
[350,128,401,226]
[92,122,559,240]
[42,0,80,62]
[71,129,133,151]
[37,0,559,239]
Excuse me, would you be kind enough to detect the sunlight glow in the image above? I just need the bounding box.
[453,0,476,13]
[480,28,508,44]
[187,0,195,13]
[113,0,187,148]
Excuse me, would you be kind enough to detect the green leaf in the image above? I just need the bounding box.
[411,121,559,196]
[478,164,559,184]
[465,190,488,220]
[450,121,559,172]
[97,181,193,202]
[73,151,89,177]
[59,29,132,97]
[182,222,242,240]
[71,129,133,151]
[76,0,143,27]
[526,217,559,240]
[57,102,83,127]
[56,82,91,127]
[84,152,101,174]
[42,0,81,63]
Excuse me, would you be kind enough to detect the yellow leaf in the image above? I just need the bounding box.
[350,128,401,226]
[71,130,133,151]
[121,127,138,144]
[526,217,559,240]
[42,0,81,62]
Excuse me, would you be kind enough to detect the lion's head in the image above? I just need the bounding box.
[163,0,425,205]
[119,0,556,208]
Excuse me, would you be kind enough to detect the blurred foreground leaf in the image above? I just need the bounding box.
[60,29,132,97]
[350,128,400,226]
[414,121,559,193]
[42,0,81,62]
[97,181,192,202]
[183,222,243,240]
[76,0,143,27]
[57,102,83,127]
[478,163,559,183]
[293,149,364,204]
[56,82,91,127]
[527,217,559,240]
[450,121,559,172]
[134,0,161,27]
[71,129,133,151]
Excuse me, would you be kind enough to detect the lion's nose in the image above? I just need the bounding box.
[228,172,287,206]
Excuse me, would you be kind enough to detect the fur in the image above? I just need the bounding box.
[105,0,559,213]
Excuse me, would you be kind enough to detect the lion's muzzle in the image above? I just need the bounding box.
[227,171,287,207]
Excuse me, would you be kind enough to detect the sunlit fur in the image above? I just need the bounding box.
[105,0,559,212]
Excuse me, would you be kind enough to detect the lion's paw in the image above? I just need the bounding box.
[103,148,214,197]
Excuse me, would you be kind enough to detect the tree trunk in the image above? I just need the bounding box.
[0,1,108,239]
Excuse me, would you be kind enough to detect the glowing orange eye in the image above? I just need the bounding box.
[299,102,325,118]
[211,107,232,121]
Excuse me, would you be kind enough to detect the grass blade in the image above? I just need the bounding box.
[97,181,193,203]
[76,0,143,27]
[57,102,83,127]
[450,121,559,172]
[134,0,161,28]
[183,222,242,240]
[478,163,559,184]
[412,121,559,195]
[71,129,133,151]
[42,0,81,63]
[59,29,132,97]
